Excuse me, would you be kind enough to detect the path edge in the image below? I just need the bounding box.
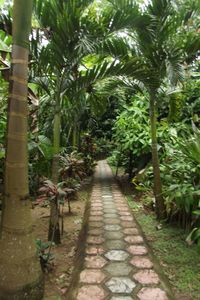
[112,168,175,300]
[65,180,93,300]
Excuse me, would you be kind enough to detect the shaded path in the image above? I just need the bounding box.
[73,161,174,300]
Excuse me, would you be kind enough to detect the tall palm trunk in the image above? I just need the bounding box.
[72,125,78,148]
[149,91,166,220]
[48,97,61,244]
[0,0,44,299]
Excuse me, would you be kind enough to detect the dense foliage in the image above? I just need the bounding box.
[0,2,200,296]
[109,69,200,246]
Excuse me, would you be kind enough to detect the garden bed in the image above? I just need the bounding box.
[32,184,91,300]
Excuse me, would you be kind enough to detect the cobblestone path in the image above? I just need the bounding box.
[74,161,173,300]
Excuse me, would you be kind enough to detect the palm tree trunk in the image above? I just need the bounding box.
[48,99,61,244]
[0,0,44,299]
[77,125,81,151]
[52,107,61,184]
[149,91,166,220]
[72,126,78,148]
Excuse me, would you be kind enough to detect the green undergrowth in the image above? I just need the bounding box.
[126,195,200,300]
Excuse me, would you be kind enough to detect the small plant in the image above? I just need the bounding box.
[35,180,67,208]
[36,180,67,242]
[59,152,86,181]
[35,179,81,236]
[83,154,96,176]
[35,239,54,272]
[38,180,67,201]
[81,133,96,175]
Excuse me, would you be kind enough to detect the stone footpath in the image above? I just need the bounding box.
[74,160,173,300]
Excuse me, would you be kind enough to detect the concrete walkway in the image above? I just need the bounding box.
[74,161,173,300]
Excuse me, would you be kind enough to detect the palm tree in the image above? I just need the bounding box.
[0,0,44,299]
[33,0,147,243]
[106,0,199,219]
[132,0,199,219]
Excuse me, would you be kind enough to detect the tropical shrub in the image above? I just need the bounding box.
[29,135,54,194]
[59,152,86,182]
[109,93,151,178]
[81,133,96,175]
[93,137,113,160]
[134,122,200,241]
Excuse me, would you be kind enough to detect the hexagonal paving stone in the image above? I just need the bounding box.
[80,269,106,284]
[110,297,133,300]
[120,216,134,221]
[105,250,129,261]
[91,203,103,207]
[105,225,121,231]
[105,209,118,214]
[103,201,113,205]
[118,206,129,212]
[121,221,136,228]
[116,205,128,209]
[130,256,153,269]
[113,199,123,201]
[91,200,103,209]
[91,203,102,207]
[115,200,125,203]
[87,236,105,245]
[106,277,136,294]
[77,285,107,300]
[88,228,104,236]
[86,246,104,255]
[101,195,113,202]
[137,288,168,300]
[104,231,124,240]
[118,211,132,216]
[114,202,125,205]
[127,245,148,255]
[103,204,116,209]
[90,211,103,216]
[104,218,120,225]
[124,235,144,244]
[89,216,103,222]
[90,210,103,214]
[123,228,139,235]
[133,269,160,284]
[91,206,103,210]
[85,256,107,268]
[105,262,132,276]
[104,213,118,219]
[89,222,103,228]
[106,239,126,250]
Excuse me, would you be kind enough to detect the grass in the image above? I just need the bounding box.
[126,195,200,300]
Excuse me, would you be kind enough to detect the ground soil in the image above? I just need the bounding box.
[32,182,91,300]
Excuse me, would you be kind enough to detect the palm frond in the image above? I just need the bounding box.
[95,35,131,59]
[31,76,53,95]
[166,47,185,85]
